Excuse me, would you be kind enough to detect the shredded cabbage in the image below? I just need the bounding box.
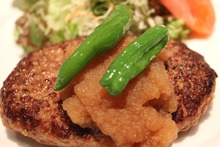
[13,0,190,52]
[47,0,71,32]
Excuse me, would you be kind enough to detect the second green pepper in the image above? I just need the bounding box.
[100,25,169,96]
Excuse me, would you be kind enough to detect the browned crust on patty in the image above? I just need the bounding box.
[160,39,217,131]
[0,38,105,146]
[0,36,217,146]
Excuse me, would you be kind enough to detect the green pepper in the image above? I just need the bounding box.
[100,25,169,96]
[54,4,133,91]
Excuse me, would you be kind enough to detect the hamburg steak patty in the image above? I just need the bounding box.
[0,36,217,146]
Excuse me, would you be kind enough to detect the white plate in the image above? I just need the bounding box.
[0,0,220,146]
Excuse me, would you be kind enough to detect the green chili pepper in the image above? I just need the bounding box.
[100,25,169,96]
[54,4,133,91]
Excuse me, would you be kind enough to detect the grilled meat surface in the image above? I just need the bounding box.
[0,36,217,146]
[159,40,217,131]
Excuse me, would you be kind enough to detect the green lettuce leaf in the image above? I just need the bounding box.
[30,19,45,47]
[13,0,38,11]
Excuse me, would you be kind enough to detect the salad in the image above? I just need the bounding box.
[13,0,214,52]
